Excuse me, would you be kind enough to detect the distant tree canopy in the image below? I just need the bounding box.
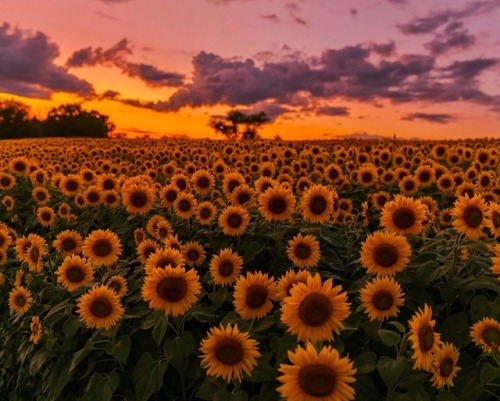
[0,99,115,139]
[208,109,270,140]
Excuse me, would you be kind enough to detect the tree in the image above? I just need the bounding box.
[208,109,270,140]
[0,99,42,139]
[43,103,115,138]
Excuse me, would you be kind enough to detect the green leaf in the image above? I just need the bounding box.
[214,389,230,401]
[377,329,401,347]
[231,391,249,401]
[387,321,406,333]
[70,339,94,371]
[82,372,120,401]
[62,315,82,337]
[152,313,168,345]
[45,357,74,398]
[195,378,220,400]
[209,287,228,308]
[480,363,500,385]
[245,362,278,383]
[354,352,377,374]
[105,335,131,364]
[436,391,460,401]
[133,353,168,401]
[377,356,408,389]
[243,241,266,263]
[439,312,470,347]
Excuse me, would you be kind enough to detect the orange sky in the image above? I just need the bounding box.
[2,0,500,140]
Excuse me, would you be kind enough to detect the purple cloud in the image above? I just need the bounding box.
[0,23,93,98]
[424,22,476,55]
[402,112,457,124]
[316,106,350,116]
[67,39,184,87]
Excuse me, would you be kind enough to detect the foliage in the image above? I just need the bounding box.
[208,110,270,140]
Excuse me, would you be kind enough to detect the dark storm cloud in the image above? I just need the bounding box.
[402,112,457,124]
[67,39,185,87]
[239,102,291,120]
[0,23,93,98]
[424,22,476,55]
[398,0,500,35]
[316,106,350,116]
[441,58,499,81]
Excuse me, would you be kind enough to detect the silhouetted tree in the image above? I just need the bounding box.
[43,104,115,138]
[0,99,42,139]
[208,109,269,140]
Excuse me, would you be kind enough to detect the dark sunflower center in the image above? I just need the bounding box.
[404,181,415,190]
[156,276,187,302]
[109,281,122,293]
[92,239,113,257]
[299,293,332,327]
[329,168,338,180]
[15,294,26,307]
[418,323,435,352]
[157,257,176,268]
[214,338,244,365]
[237,192,251,205]
[392,207,416,229]
[373,244,398,267]
[106,194,117,203]
[130,191,148,208]
[1,177,11,186]
[443,213,452,223]
[36,192,47,201]
[261,182,273,193]
[480,176,490,187]
[478,153,488,163]
[361,172,373,183]
[419,171,431,182]
[372,290,394,311]
[298,364,336,397]
[227,180,240,193]
[186,248,200,262]
[309,195,327,215]
[176,179,187,190]
[294,243,311,260]
[463,205,483,228]
[441,179,451,188]
[142,246,156,260]
[66,266,85,283]
[83,172,93,181]
[166,190,177,202]
[227,213,243,229]
[29,246,40,263]
[14,162,26,172]
[65,180,78,191]
[482,327,500,345]
[268,195,287,214]
[439,357,455,378]
[218,260,234,277]
[178,199,192,212]
[377,196,388,207]
[90,296,113,318]
[245,285,268,308]
[197,176,210,189]
[492,211,500,229]
[41,212,52,221]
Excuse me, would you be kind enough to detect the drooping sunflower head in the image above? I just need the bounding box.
[81,229,122,267]
[77,285,124,330]
[200,323,261,383]
[286,233,321,270]
[56,255,94,292]
[380,195,427,236]
[141,265,201,316]
[209,248,243,286]
[233,271,277,320]
[408,304,441,371]
[470,317,500,354]
[277,342,356,401]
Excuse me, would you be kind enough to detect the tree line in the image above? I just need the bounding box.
[0,99,115,139]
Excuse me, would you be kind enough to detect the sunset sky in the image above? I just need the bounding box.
[1,0,500,140]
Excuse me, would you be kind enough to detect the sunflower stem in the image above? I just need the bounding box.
[396,332,410,359]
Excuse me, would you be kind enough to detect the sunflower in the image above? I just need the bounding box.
[196,201,217,225]
[107,275,128,298]
[254,176,277,195]
[59,174,83,197]
[277,342,356,401]
[0,172,16,190]
[164,235,183,251]
[77,285,124,330]
[160,184,179,207]
[281,274,350,342]
[287,234,321,269]
[174,192,197,219]
[229,185,256,209]
[277,270,311,300]
[486,202,500,238]
[32,186,51,205]
[451,194,487,239]
[430,342,461,389]
[2,195,15,211]
[144,247,185,273]
[399,176,419,195]
[258,185,296,222]
[9,286,33,315]
[380,195,427,236]
[102,190,121,208]
[58,203,71,218]
[233,271,277,320]
[81,229,122,267]
[29,316,43,344]
[122,184,155,215]
[200,323,261,382]
[36,206,55,227]
[181,241,206,267]
[371,191,391,211]
[300,185,334,224]
[359,277,404,321]
[470,317,500,353]
[154,220,173,241]
[325,164,344,184]
[9,156,30,176]
[171,173,191,192]
[97,173,118,191]
[141,265,201,316]
[408,304,441,371]
[415,165,435,187]
[218,206,250,236]
[0,249,6,266]
[26,235,47,273]
[438,209,454,227]
[222,172,246,197]
[357,164,378,187]
[360,231,411,276]
[56,255,94,292]
[209,248,243,286]
[136,239,158,264]
[0,228,12,251]
[191,169,215,195]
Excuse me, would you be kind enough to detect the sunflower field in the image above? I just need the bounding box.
[0,137,499,401]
